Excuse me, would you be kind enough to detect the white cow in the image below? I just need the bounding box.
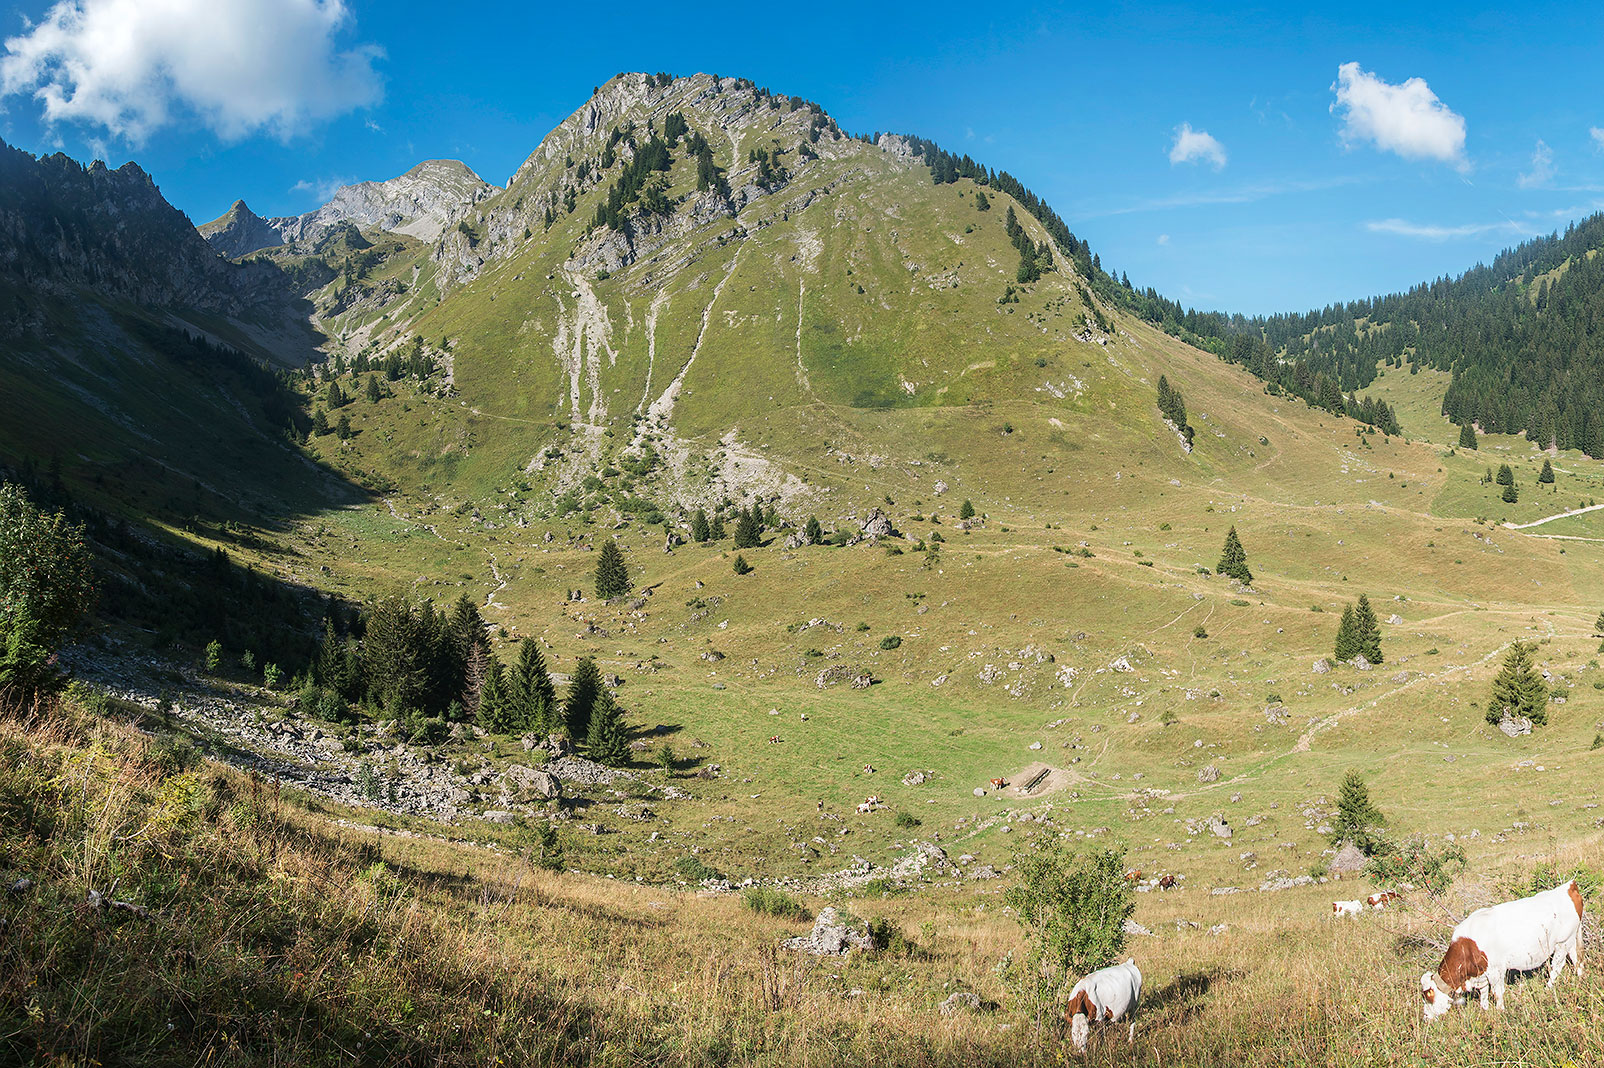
[1332,899,1364,918]
[1421,879,1584,1020]
[1064,958,1141,1053]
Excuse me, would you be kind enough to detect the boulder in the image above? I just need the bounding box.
[1330,842,1366,879]
[860,508,896,539]
[939,991,981,1017]
[1387,614,1403,625]
[1122,919,1152,936]
[1353,655,1372,671]
[504,764,562,801]
[1197,764,1220,783]
[1312,659,1331,674]
[1207,814,1232,840]
[1499,715,1533,738]
[783,906,873,955]
[481,810,518,824]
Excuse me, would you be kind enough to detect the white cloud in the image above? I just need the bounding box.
[0,0,382,143]
[1518,139,1554,188]
[1168,123,1226,170]
[1330,62,1466,168]
[290,174,353,202]
[1591,127,1604,152]
[1365,217,1533,241]
[1156,233,1169,245]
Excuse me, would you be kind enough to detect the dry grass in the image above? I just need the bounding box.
[5,695,1604,1066]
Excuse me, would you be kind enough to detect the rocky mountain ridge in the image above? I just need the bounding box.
[199,159,498,258]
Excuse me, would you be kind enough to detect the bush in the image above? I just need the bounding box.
[1192,625,1208,638]
[732,554,753,575]
[865,916,912,954]
[878,635,902,650]
[741,886,809,921]
[674,855,721,884]
[1002,842,1134,1016]
[893,811,921,829]
[1365,835,1466,895]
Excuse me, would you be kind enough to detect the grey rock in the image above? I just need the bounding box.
[504,764,563,801]
[939,991,982,1017]
[9,877,33,895]
[1353,655,1372,671]
[1122,919,1152,936]
[783,906,873,955]
[481,810,518,824]
[1312,659,1330,674]
[1197,763,1220,783]
[1499,715,1533,738]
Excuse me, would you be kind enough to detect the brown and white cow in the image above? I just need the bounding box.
[1421,880,1584,1019]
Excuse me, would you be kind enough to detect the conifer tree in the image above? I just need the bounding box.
[1502,482,1518,504]
[510,638,556,733]
[585,688,630,766]
[1332,770,1386,855]
[1594,610,1604,637]
[732,554,752,575]
[1333,604,1360,662]
[562,656,602,739]
[594,538,632,599]
[1353,594,1383,664]
[690,508,711,542]
[1496,464,1514,486]
[478,657,515,734]
[709,512,726,540]
[733,507,762,549]
[1486,641,1548,726]
[1539,458,1555,484]
[336,413,351,440]
[1458,423,1477,450]
[1216,526,1253,585]
[959,499,976,520]
[365,375,382,403]
[804,515,823,545]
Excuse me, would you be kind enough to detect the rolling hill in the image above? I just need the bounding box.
[4,69,1604,1068]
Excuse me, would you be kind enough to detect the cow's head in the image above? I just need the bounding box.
[1422,937,1486,1022]
[1419,972,1454,1021]
[1064,990,1095,1051]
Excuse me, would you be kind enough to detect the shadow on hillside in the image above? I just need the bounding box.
[1147,968,1242,1024]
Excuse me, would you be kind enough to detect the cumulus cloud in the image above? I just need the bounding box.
[0,0,382,142]
[1591,127,1604,152]
[1365,217,1533,241]
[1330,62,1466,168]
[1168,123,1226,169]
[290,174,354,202]
[1518,140,1554,189]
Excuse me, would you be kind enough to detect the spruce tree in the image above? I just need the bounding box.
[804,515,823,545]
[585,688,630,766]
[562,656,602,739]
[1502,482,1518,504]
[1458,423,1477,450]
[510,639,556,733]
[1539,458,1555,484]
[1332,770,1386,855]
[1353,594,1383,664]
[1594,610,1604,637]
[733,507,762,549]
[732,554,752,575]
[1333,604,1360,661]
[709,512,726,540]
[1496,464,1514,487]
[594,538,632,599]
[1486,641,1548,726]
[365,375,382,403]
[690,508,711,542]
[959,499,976,520]
[478,657,515,734]
[1216,526,1253,585]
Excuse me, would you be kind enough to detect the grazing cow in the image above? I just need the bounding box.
[1367,891,1401,909]
[1064,958,1142,1053]
[1332,900,1363,918]
[989,777,1008,791]
[1158,874,1177,891]
[1421,880,1584,1020]
[1124,869,1144,883]
[856,795,882,814]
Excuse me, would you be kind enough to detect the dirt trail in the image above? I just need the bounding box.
[1504,502,1604,530]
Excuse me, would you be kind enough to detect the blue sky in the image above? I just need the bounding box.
[1,0,1601,315]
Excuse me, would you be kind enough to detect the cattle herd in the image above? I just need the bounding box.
[1061,880,1588,1052]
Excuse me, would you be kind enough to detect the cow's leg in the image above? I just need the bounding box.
[1548,945,1568,987]
[1490,973,1505,1010]
[1127,1020,1135,1045]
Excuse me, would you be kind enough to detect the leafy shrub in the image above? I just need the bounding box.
[878,636,902,650]
[1002,842,1134,1015]
[741,886,809,921]
[865,916,912,954]
[1365,835,1466,895]
[1193,625,1208,638]
[893,811,921,829]
[674,855,721,884]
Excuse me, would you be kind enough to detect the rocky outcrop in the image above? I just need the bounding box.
[198,199,287,257]
[782,906,872,955]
